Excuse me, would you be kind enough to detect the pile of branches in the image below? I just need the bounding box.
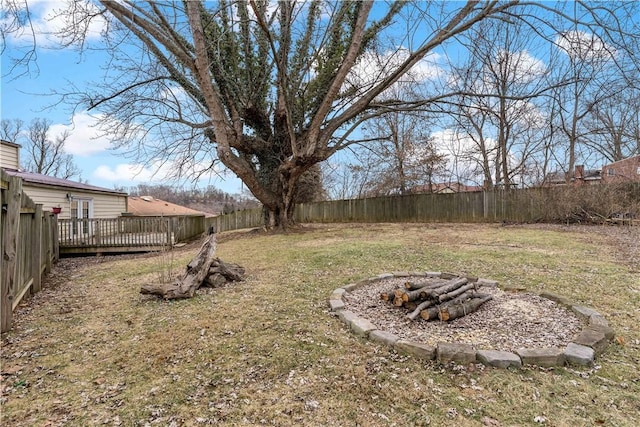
[381,276,492,322]
[535,183,640,224]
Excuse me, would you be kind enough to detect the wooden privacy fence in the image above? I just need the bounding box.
[209,185,639,232]
[1,170,59,333]
[295,189,547,224]
[204,188,549,233]
[58,215,206,254]
[206,209,264,233]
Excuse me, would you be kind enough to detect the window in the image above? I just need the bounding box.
[607,168,615,176]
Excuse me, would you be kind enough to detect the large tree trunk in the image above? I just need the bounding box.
[141,234,219,299]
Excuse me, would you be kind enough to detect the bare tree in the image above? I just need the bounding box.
[545,1,640,179]
[13,1,526,229]
[322,157,377,200]
[445,15,549,189]
[3,1,640,227]
[355,110,446,196]
[1,118,81,179]
[582,82,640,162]
[0,118,24,143]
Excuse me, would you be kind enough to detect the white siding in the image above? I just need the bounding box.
[22,184,127,219]
[1,141,20,169]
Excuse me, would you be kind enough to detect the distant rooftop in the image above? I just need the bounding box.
[127,196,211,217]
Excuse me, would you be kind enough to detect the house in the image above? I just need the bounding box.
[1,139,128,220]
[412,182,483,194]
[127,196,211,217]
[601,155,640,184]
[545,165,602,186]
[545,156,640,186]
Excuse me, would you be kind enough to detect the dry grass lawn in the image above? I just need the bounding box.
[1,223,639,426]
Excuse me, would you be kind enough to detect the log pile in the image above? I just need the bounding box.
[380,276,492,322]
[140,234,245,299]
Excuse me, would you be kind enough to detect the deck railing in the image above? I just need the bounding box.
[57,215,208,253]
[58,217,173,249]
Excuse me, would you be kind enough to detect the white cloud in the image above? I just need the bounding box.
[431,128,495,183]
[555,30,616,62]
[3,0,105,48]
[93,159,229,185]
[344,48,443,97]
[49,111,112,156]
[93,163,165,183]
[496,49,546,83]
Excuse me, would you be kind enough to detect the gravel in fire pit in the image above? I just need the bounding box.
[343,276,583,353]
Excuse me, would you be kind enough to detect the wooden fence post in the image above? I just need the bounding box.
[32,204,43,293]
[1,176,22,333]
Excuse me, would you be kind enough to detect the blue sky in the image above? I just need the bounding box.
[4,1,621,196]
[1,1,244,194]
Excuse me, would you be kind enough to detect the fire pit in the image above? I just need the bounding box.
[329,271,615,368]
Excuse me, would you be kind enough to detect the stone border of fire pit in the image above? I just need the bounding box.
[329,272,615,369]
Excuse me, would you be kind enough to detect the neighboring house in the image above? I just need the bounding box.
[1,140,128,220]
[127,196,211,217]
[546,157,640,186]
[412,182,483,194]
[601,155,640,184]
[127,196,212,243]
[545,165,602,186]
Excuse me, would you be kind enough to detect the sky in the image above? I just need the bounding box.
[1,1,244,194]
[2,2,622,197]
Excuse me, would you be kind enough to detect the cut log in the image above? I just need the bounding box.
[401,288,427,303]
[141,234,219,299]
[437,283,477,303]
[380,290,394,302]
[420,277,468,299]
[403,301,418,311]
[381,288,406,301]
[404,280,446,291]
[416,291,490,321]
[419,306,441,321]
[406,299,435,321]
[438,295,493,321]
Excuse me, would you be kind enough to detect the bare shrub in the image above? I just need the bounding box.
[533,183,640,224]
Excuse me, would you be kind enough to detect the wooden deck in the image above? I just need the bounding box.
[58,218,175,254]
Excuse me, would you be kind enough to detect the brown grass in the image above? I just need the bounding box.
[1,223,639,426]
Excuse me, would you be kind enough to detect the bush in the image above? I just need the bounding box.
[534,183,640,224]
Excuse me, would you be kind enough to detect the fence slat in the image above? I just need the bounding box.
[1,175,22,332]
